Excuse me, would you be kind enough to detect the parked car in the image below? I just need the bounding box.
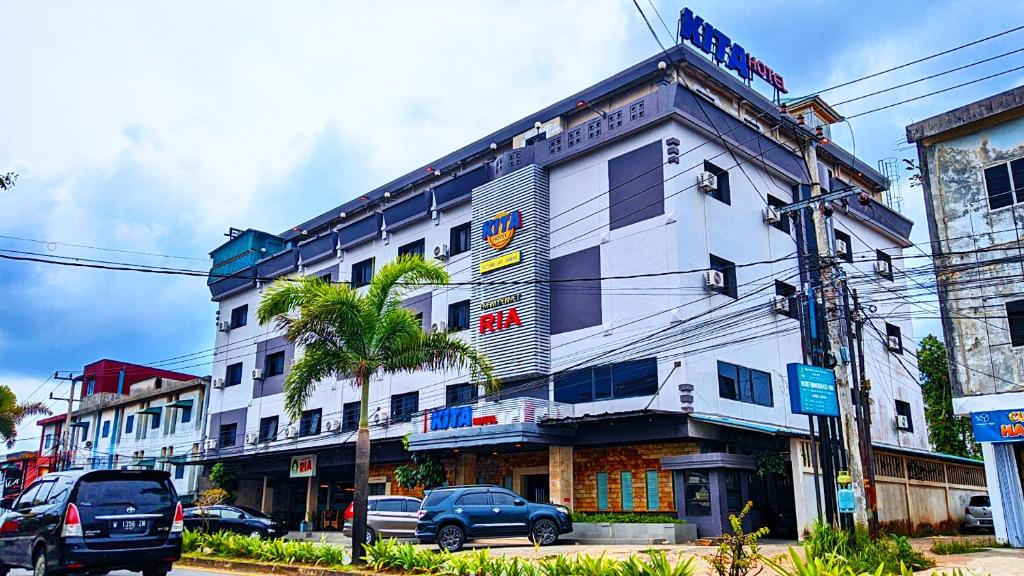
[964,495,993,532]
[415,485,571,552]
[342,495,421,544]
[0,469,183,576]
[183,505,289,538]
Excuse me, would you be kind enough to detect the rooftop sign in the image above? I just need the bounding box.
[679,7,788,94]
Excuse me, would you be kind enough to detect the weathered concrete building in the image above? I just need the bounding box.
[908,85,1024,544]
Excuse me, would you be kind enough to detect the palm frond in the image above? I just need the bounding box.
[284,343,357,420]
[256,275,322,325]
[384,331,498,391]
[366,256,449,317]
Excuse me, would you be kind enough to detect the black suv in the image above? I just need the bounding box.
[183,505,288,538]
[416,485,571,552]
[0,469,183,576]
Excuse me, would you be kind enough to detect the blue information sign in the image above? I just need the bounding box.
[787,363,840,417]
[837,488,855,513]
[970,409,1024,443]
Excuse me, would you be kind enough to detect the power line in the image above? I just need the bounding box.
[0,234,208,262]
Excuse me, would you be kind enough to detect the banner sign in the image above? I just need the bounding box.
[787,363,839,417]
[290,454,317,478]
[480,251,521,274]
[971,409,1024,442]
[427,406,498,432]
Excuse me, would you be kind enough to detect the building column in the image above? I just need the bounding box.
[260,476,271,513]
[305,476,317,531]
[454,453,477,485]
[789,438,810,540]
[549,446,573,508]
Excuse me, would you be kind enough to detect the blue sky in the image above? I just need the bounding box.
[2,0,1023,452]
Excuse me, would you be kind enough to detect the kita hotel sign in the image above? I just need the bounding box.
[679,8,788,94]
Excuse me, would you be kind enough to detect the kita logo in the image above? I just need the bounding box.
[482,210,522,250]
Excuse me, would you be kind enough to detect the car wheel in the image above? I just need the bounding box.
[142,566,169,576]
[248,529,264,538]
[437,524,465,552]
[33,549,48,576]
[365,528,376,545]
[529,518,558,546]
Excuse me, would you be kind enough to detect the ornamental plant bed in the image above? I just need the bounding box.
[566,522,698,545]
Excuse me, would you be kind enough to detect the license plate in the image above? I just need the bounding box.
[110,519,148,534]
[981,519,993,525]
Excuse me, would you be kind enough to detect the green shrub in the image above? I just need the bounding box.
[931,537,1002,555]
[803,522,929,574]
[705,501,769,576]
[182,529,349,567]
[570,511,685,524]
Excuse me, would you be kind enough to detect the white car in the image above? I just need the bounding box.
[964,495,993,532]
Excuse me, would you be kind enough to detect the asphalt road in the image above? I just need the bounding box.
[10,567,256,576]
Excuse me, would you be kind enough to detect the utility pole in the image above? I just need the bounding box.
[852,288,880,537]
[801,141,868,527]
[51,372,78,471]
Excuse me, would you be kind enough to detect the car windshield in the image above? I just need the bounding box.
[235,505,270,518]
[75,479,173,507]
[970,496,991,507]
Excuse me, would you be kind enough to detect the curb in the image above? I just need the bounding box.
[179,555,367,576]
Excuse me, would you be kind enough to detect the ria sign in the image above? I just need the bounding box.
[678,8,788,94]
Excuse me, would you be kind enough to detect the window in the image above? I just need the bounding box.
[181,403,193,424]
[766,195,791,234]
[709,254,738,299]
[125,415,134,434]
[596,472,609,510]
[455,491,489,506]
[884,322,904,355]
[620,471,634,511]
[876,250,894,281]
[447,300,470,332]
[684,471,711,516]
[44,434,53,449]
[342,401,360,432]
[449,222,472,256]
[230,305,248,329]
[259,416,278,442]
[446,383,478,407]
[775,280,798,319]
[398,239,425,259]
[390,391,419,423]
[983,161,1024,210]
[717,361,773,407]
[554,358,658,404]
[154,378,162,390]
[101,420,110,438]
[703,160,731,204]
[646,470,660,510]
[608,141,665,230]
[226,363,244,387]
[265,351,286,377]
[150,409,162,430]
[351,258,375,288]
[219,423,238,447]
[86,378,95,396]
[895,400,914,432]
[1007,299,1024,347]
[377,499,405,513]
[299,408,322,437]
[175,465,185,480]
[833,229,853,263]
[491,491,516,506]
[79,422,90,441]
[725,470,743,514]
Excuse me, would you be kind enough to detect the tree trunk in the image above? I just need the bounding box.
[351,375,371,563]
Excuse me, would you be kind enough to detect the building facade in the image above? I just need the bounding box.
[203,37,969,537]
[35,360,208,501]
[908,86,1024,544]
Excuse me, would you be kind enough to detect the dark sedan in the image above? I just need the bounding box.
[183,505,288,538]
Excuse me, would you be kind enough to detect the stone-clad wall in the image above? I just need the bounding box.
[574,442,698,513]
[475,451,549,486]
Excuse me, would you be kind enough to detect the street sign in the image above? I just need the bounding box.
[787,363,840,417]
[970,409,1024,442]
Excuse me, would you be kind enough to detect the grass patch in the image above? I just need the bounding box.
[803,521,931,574]
[931,537,1003,555]
[570,511,685,524]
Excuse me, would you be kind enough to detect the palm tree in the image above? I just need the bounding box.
[257,255,496,561]
[0,385,50,447]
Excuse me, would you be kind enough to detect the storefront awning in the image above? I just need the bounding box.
[134,458,157,467]
[69,421,89,428]
[158,455,188,464]
[138,407,163,416]
[167,400,193,410]
[688,414,806,436]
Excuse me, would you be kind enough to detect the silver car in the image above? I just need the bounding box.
[343,495,421,544]
[964,495,993,532]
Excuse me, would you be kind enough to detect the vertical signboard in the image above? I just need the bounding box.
[471,164,551,382]
[786,363,839,417]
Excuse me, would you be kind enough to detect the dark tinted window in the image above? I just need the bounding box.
[455,492,489,506]
[970,495,991,507]
[398,239,425,259]
[300,409,322,436]
[1008,299,1024,347]
[448,300,470,332]
[342,401,360,432]
[895,400,914,432]
[766,195,791,234]
[351,258,375,288]
[258,416,278,442]
[376,499,405,513]
[75,479,173,507]
[423,491,452,507]
[876,250,894,281]
[46,477,75,505]
[449,223,472,256]
[446,383,478,407]
[390,392,419,423]
[265,351,286,377]
[490,492,516,506]
[985,163,1013,210]
[1013,158,1024,204]
[403,500,421,513]
[608,141,665,230]
[833,229,853,263]
[704,160,731,205]
[554,358,658,404]
[886,322,904,354]
[219,423,238,447]
[30,481,55,507]
[230,305,248,329]
[709,254,738,298]
[16,482,43,509]
[236,506,270,519]
[226,363,244,387]
[718,361,772,407]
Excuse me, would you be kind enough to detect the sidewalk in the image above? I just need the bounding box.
[924,547,1024,575]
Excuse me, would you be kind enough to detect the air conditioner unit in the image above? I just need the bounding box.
[887,335,902,353]
[204,439,218,451]
[835,238,850,258]
[895,415,910,430]
[430,321,447,333]
[433,244,450,261]
[217,321,231,332]
[212,378,225,389]
[763,206,781,224]
[371,412,387,427]
[772,295,791,315]
[874,260,891,277]
[325,419,341,433]
[252,368,264,380]
[705,270,726,291]
[283,426,299,440]
[244,432,259,445]
[698,171,718,193]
